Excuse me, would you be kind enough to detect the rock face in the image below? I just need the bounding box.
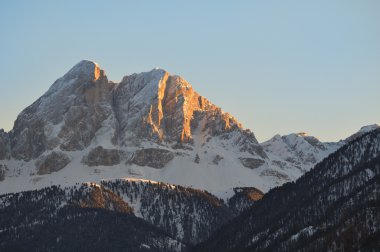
[9,60,115,160]
[113,70,242,144]
[239,157,265,169]
[36,151,70,175]
[83,146,121,166]
[131,148,174,168]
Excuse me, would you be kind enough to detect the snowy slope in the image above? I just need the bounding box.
[345,124,380,142]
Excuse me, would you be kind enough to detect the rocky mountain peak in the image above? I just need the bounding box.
[66,60,103,81]
[262,131,343,171]
[114,67,243,143]
[296,132,308,137]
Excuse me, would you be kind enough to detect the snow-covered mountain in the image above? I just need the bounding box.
[0,60,279,195]
[0,178,264,251]
[261,132,344,172]
[0,60,377,197]
[1,60,379,251]
[345,124,380,142]
[197,128,380,252]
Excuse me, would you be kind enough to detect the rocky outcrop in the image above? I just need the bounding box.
[240,157,265,169]
[260,169,290,181]
[35,151,70,175]
[83,146,122,166]
[132,148,174,168]
[212,155,224,165]
[10,119,46,161]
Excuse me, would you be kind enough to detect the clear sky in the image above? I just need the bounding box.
[0,0,379,142]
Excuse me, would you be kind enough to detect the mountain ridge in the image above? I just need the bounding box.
[0,60,378,198]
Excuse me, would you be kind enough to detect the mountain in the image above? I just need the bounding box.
[0,60,319,196]
[0,181,187,251]
[345,124,380,143]
[196,128,380,252]
[0,179,262,251]
[1,60,379,251]
[261,132,343,172]
[0,60,377,197]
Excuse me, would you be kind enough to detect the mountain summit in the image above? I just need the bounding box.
[0,61,268,195]
[0,61,375,196]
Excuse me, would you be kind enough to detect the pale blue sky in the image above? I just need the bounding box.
[0,1,379,142]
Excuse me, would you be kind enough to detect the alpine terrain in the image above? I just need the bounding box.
[0,60,379,251]
[0,60,344,196]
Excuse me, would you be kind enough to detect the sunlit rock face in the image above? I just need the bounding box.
[113,69,242,144]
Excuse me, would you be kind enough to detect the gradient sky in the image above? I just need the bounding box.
[0,0,379,142]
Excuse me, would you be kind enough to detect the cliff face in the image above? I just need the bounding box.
[113,69,242,144]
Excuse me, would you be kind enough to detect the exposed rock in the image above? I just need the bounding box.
[10,60,116,158]
[212,155,224,165]
[113,70,244,144]
[195,153,200,164]
[240,157,265,169]
[10,119,46,161]
[260,169,290,181]
[83,146,122,166]
[36,151,70,175]
[132,148,174,168]
[236,130,267,159]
